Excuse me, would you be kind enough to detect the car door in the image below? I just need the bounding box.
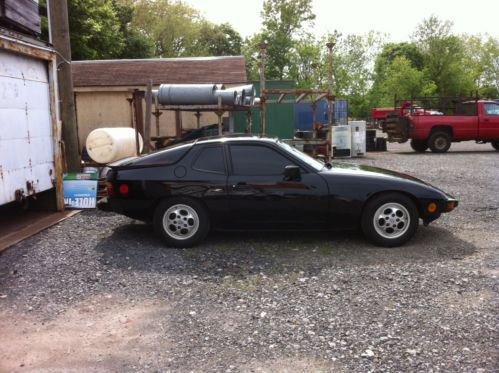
[187,144,229,227]
[226,143,329,229]
[479,102,499,140]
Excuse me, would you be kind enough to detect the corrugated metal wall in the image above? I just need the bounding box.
[234,80,295,139]
[0,49,55,205]
[294,99,349,131]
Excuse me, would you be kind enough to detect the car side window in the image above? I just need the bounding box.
[230,145,296,176]
[192,146,225,174]
[484,103,499,116]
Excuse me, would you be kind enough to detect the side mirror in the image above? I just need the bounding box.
[284,165,301,181]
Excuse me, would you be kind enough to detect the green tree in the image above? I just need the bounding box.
[190,22,242,56]
[461,34,499,97]
[370,42,425,106]
[68,0,125,60]
[332,31,385,117]
[113,0,154,59]
[132,0,200,57]
[377,56,436,106]
[288,34,322,88]
[132,0,243,58]
[412,16,474,96]
[260,0,315,80]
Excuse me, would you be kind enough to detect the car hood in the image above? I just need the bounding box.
[323,162,439,189]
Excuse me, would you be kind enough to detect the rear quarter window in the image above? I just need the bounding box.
[131,143,192,166]
[192,146,225,174]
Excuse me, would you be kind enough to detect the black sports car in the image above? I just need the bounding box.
[98,137,458,247]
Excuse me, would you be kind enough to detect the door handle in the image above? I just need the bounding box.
[483,118,490,122]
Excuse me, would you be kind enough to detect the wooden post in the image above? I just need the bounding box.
[246,110,252,134]
[127,97,140,156]
[326,41,335,161]
[144,80,152,153]
[195,111,202,129]
[174,111,182,139]
[217,95,223,135]
[48,0,80,171]
[154,95,161,136]
[48,55,64,211]
[132,90,144,138]
[259,43,267,137]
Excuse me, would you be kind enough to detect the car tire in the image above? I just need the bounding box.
[361,193,419,247]
[492,141,499,151]
[428,131,451,153]
[410,139,429,152]
[153,197,210,248]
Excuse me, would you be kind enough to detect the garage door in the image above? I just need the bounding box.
[0,49,55,205]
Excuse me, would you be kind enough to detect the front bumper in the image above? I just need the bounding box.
[420,197,458,225]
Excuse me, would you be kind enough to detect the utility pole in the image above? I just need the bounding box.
[326,41,335,128]
[258,42,267,137]
[48,0,80,171]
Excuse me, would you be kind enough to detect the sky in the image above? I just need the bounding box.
[184,0,499,41]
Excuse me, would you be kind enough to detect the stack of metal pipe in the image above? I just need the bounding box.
[153,84,256,106]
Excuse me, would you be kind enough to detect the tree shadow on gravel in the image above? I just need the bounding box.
[94,221,477,280]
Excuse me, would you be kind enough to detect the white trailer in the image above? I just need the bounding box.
[0,32,63,209]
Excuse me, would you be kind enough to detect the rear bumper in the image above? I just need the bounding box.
[97,197,114,212]
[97,197,154,221]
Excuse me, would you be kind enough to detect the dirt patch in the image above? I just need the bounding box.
[0,296,170,372]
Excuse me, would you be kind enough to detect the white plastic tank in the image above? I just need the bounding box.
[86,128,143,164]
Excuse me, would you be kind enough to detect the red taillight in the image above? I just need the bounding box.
[119,184,129,196]
[106,182,114,197]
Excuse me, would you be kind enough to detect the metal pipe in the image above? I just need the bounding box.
[156,84,217,105]
[225,84,255,102]
[214,89,237,105]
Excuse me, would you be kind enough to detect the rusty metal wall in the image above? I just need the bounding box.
[0,48,55,205]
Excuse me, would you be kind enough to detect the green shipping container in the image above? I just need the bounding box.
[234,80,295,140]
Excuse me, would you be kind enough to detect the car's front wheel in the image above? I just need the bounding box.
[153,198,210,248]
[361,193,419,247]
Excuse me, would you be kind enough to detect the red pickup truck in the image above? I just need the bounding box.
[383,100,499,152]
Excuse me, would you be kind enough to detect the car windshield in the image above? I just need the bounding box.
[276,141,325,171]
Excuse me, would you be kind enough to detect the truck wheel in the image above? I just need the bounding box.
[492,141,499,151]
[410,139,428,152]
[361,192,419,247]
[428,131,451,153]
[153,197,210,248]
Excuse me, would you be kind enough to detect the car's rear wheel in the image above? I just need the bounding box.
[492,141,499,151]
[428,131,451,153]
[410,139,429,152]
[153,198,210,248]
[361,193,419,247]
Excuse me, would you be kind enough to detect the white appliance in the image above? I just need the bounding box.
[331,125,351,157]
[350,120,366,157]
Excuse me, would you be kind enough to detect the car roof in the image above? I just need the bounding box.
[193,135,279,146]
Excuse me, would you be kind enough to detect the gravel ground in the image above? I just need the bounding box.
[0,141,498,372]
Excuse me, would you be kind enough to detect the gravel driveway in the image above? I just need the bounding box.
[1,141,497,372]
